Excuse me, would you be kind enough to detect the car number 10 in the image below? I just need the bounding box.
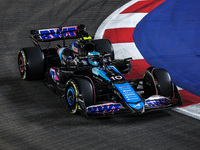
[110,75,123,81]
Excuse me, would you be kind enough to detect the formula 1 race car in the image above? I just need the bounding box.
[18,24,182,117]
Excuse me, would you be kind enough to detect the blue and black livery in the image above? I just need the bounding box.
[18,24,182,117]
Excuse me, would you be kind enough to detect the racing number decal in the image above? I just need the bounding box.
[110,75,123,81]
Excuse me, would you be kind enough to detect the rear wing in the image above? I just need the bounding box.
[30,24,89,42]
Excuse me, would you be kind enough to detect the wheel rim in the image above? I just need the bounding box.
[19,56,24,73]
[67,88,75,106]
[18,52,27,80]
[66,86,78,113]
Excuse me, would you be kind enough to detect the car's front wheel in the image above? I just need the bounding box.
[65,77,95,114]
[65,79,79,114]
[143,67,173,98]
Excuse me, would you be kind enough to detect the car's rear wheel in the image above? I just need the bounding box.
[18,47,45,80]
[143,67,173,98]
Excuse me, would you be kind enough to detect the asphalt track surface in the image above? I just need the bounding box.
[0,0,200,149]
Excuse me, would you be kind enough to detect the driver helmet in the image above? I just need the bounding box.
[70,41,79,55]
[88,51,100,66]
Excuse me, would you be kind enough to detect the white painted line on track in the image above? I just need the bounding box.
[95,0,142,39]
[174,104,200,120]
[102,13,148,30]
[113,43,144,60]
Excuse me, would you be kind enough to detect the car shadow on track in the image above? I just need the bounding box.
[1,76,173,129]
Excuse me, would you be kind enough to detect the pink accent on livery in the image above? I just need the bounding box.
[50,68,60,81]
[39,28,61,39]
[57,48,61,55]
[62,26,77,30]
[38,26,78,40]
[62,26,78,37]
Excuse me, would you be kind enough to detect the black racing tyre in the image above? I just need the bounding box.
[65,77,95,114]
[92,39,114,60]
[143,67,173,98]
[18,47,45,80]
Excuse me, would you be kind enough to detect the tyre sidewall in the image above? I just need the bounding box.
[144,67,173,98]
[153,68,173,98]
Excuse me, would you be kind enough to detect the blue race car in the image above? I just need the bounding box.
[18,24,182,117]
